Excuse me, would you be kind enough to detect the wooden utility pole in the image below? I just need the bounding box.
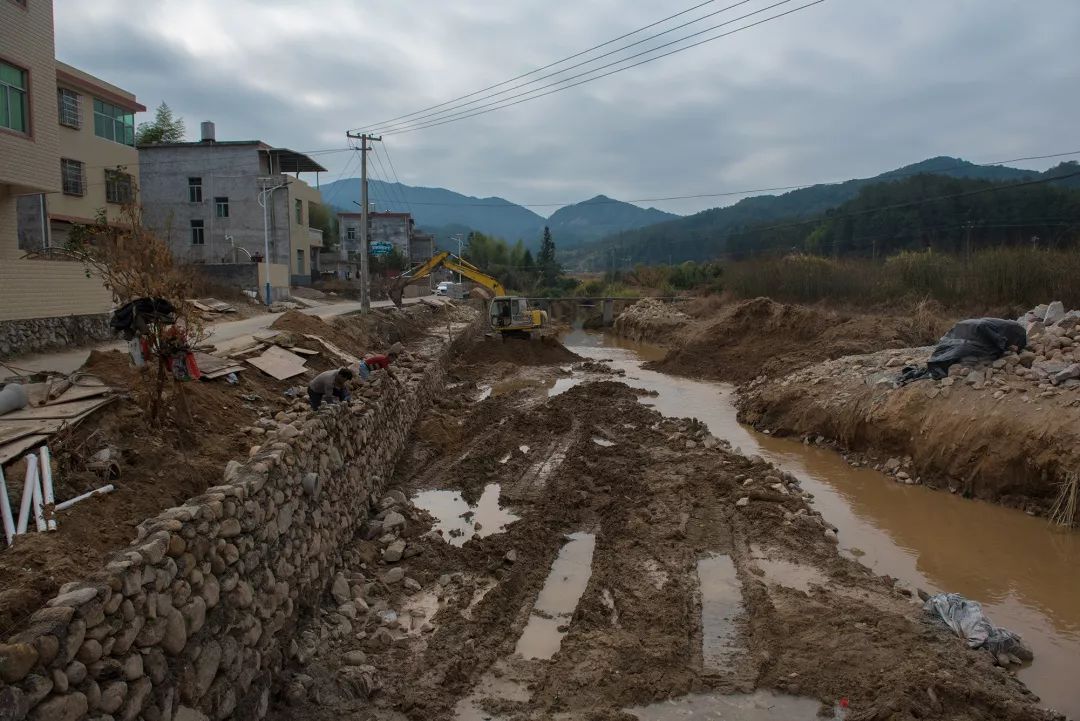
[346,132,382,314]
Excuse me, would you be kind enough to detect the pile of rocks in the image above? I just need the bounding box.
[764,301,1080,401]
[731,456,840,544]
[280,490,433,709]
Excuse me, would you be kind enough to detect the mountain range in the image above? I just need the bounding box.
[563,157,1079,268]
[316,180,678,249]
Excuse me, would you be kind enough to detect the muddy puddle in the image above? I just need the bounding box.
[560,327,1080,717]
[625,690,820,720]
[515,531,596,659]
[412,483,520,546]
[697,553,745,673]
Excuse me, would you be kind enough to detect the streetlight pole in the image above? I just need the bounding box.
[258,178,290,306]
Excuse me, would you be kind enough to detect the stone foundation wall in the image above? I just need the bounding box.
[0,314,113,360]
[0,317,478,721]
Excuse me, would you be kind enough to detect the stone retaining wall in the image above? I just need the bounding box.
[0,314,113,360]
[0,317,478,721]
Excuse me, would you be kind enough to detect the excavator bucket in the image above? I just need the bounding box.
[389,283,405,308]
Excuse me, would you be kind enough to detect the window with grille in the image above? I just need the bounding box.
[215,196,229,218]
[191,219,205,245]
[346,226,357,240]
[58,88,81,128]
[105,169,133,204]
[0,61,28,133]
[188,177,202,202]
[61,159,85,196]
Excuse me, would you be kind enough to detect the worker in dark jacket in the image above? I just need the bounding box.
[308,367,353,409]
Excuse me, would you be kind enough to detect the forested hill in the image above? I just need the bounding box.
[726,164,1080,260]
[545,195,677,248]
[568,157,1079,268]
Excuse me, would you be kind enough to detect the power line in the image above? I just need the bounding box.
[349,0,726,133]
[379,140,415,218]
[363,0,758,134]
[375,0,823,136]
[371,144,410,213]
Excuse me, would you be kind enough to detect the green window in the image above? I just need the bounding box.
[93,98,135,145]
[0,62,28,133]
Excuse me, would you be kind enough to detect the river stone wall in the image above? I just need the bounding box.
[0,314,113,360]
[0,318,478,721]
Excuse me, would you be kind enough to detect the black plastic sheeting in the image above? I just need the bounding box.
[900,318,1027,383]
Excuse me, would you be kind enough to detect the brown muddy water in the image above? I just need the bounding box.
[560,328,1080,719]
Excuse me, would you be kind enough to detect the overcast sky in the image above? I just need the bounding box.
[55,0,1080,217]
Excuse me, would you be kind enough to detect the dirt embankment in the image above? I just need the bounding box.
[0,303,465,634]
[263,337,1055,721]
[739,343,1080,516]
[624,297,949,383]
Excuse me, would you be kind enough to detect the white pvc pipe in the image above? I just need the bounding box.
[0,467,16,547]
[29,456,46,533]
[55,484,115,512]
[38,446,57,531]
[15,457,36,535]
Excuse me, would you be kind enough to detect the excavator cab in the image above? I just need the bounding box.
[489,296,548,338]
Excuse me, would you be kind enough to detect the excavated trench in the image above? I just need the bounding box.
[260,324,1079,721]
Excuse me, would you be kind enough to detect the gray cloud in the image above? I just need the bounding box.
[55,0,1080,217]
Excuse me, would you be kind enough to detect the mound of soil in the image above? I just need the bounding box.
[271,310,369,355]
[650,297,949,382]
[461,337,582,366]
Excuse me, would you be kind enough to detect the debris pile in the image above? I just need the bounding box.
[611,297,690,343]
[756,300,1080,402]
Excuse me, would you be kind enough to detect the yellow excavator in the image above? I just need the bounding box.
[389,251,550,338]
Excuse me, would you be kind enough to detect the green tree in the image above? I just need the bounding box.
[135,102,186,145]
[538,226,560,286]
[308,202,338,251]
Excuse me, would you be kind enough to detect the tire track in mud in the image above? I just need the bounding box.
[269,365,1059,721]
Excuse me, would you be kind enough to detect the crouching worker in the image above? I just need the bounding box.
[358,343,401,380]
[308,367,353,409]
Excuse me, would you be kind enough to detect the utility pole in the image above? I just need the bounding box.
[346,132,381,314]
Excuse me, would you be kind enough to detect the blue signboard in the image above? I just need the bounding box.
[369,241,394,256]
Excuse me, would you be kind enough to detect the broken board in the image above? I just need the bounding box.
[0,396,114,421]
[0,419,65,446]
[246,346,308,380]
[302,334,360,365]
[0,434,49,466]
[288,347,319,357]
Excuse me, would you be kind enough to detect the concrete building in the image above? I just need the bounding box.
[336,211,434,275]
[0,0,142,354]
[139,125,328,296]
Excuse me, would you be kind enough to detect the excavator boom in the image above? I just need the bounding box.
[389,251,505,306]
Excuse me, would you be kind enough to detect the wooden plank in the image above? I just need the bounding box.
[0,434,49,466]
[288,347,320,357]
[0,396,114,421]
[252,330,281,342]
[201,365,246,380]
[48,383,111,406]
[193,351,236,376]
[0,419,65,445]
[199,297,237,313]
[302,334,360,365]
[246,346,308,380]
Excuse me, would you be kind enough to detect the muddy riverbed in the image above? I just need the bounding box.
[559,328,1080,719]
[265,328,1071,721]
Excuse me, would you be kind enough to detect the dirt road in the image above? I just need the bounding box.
[5,296,428,376]
[265,338,1054,721]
